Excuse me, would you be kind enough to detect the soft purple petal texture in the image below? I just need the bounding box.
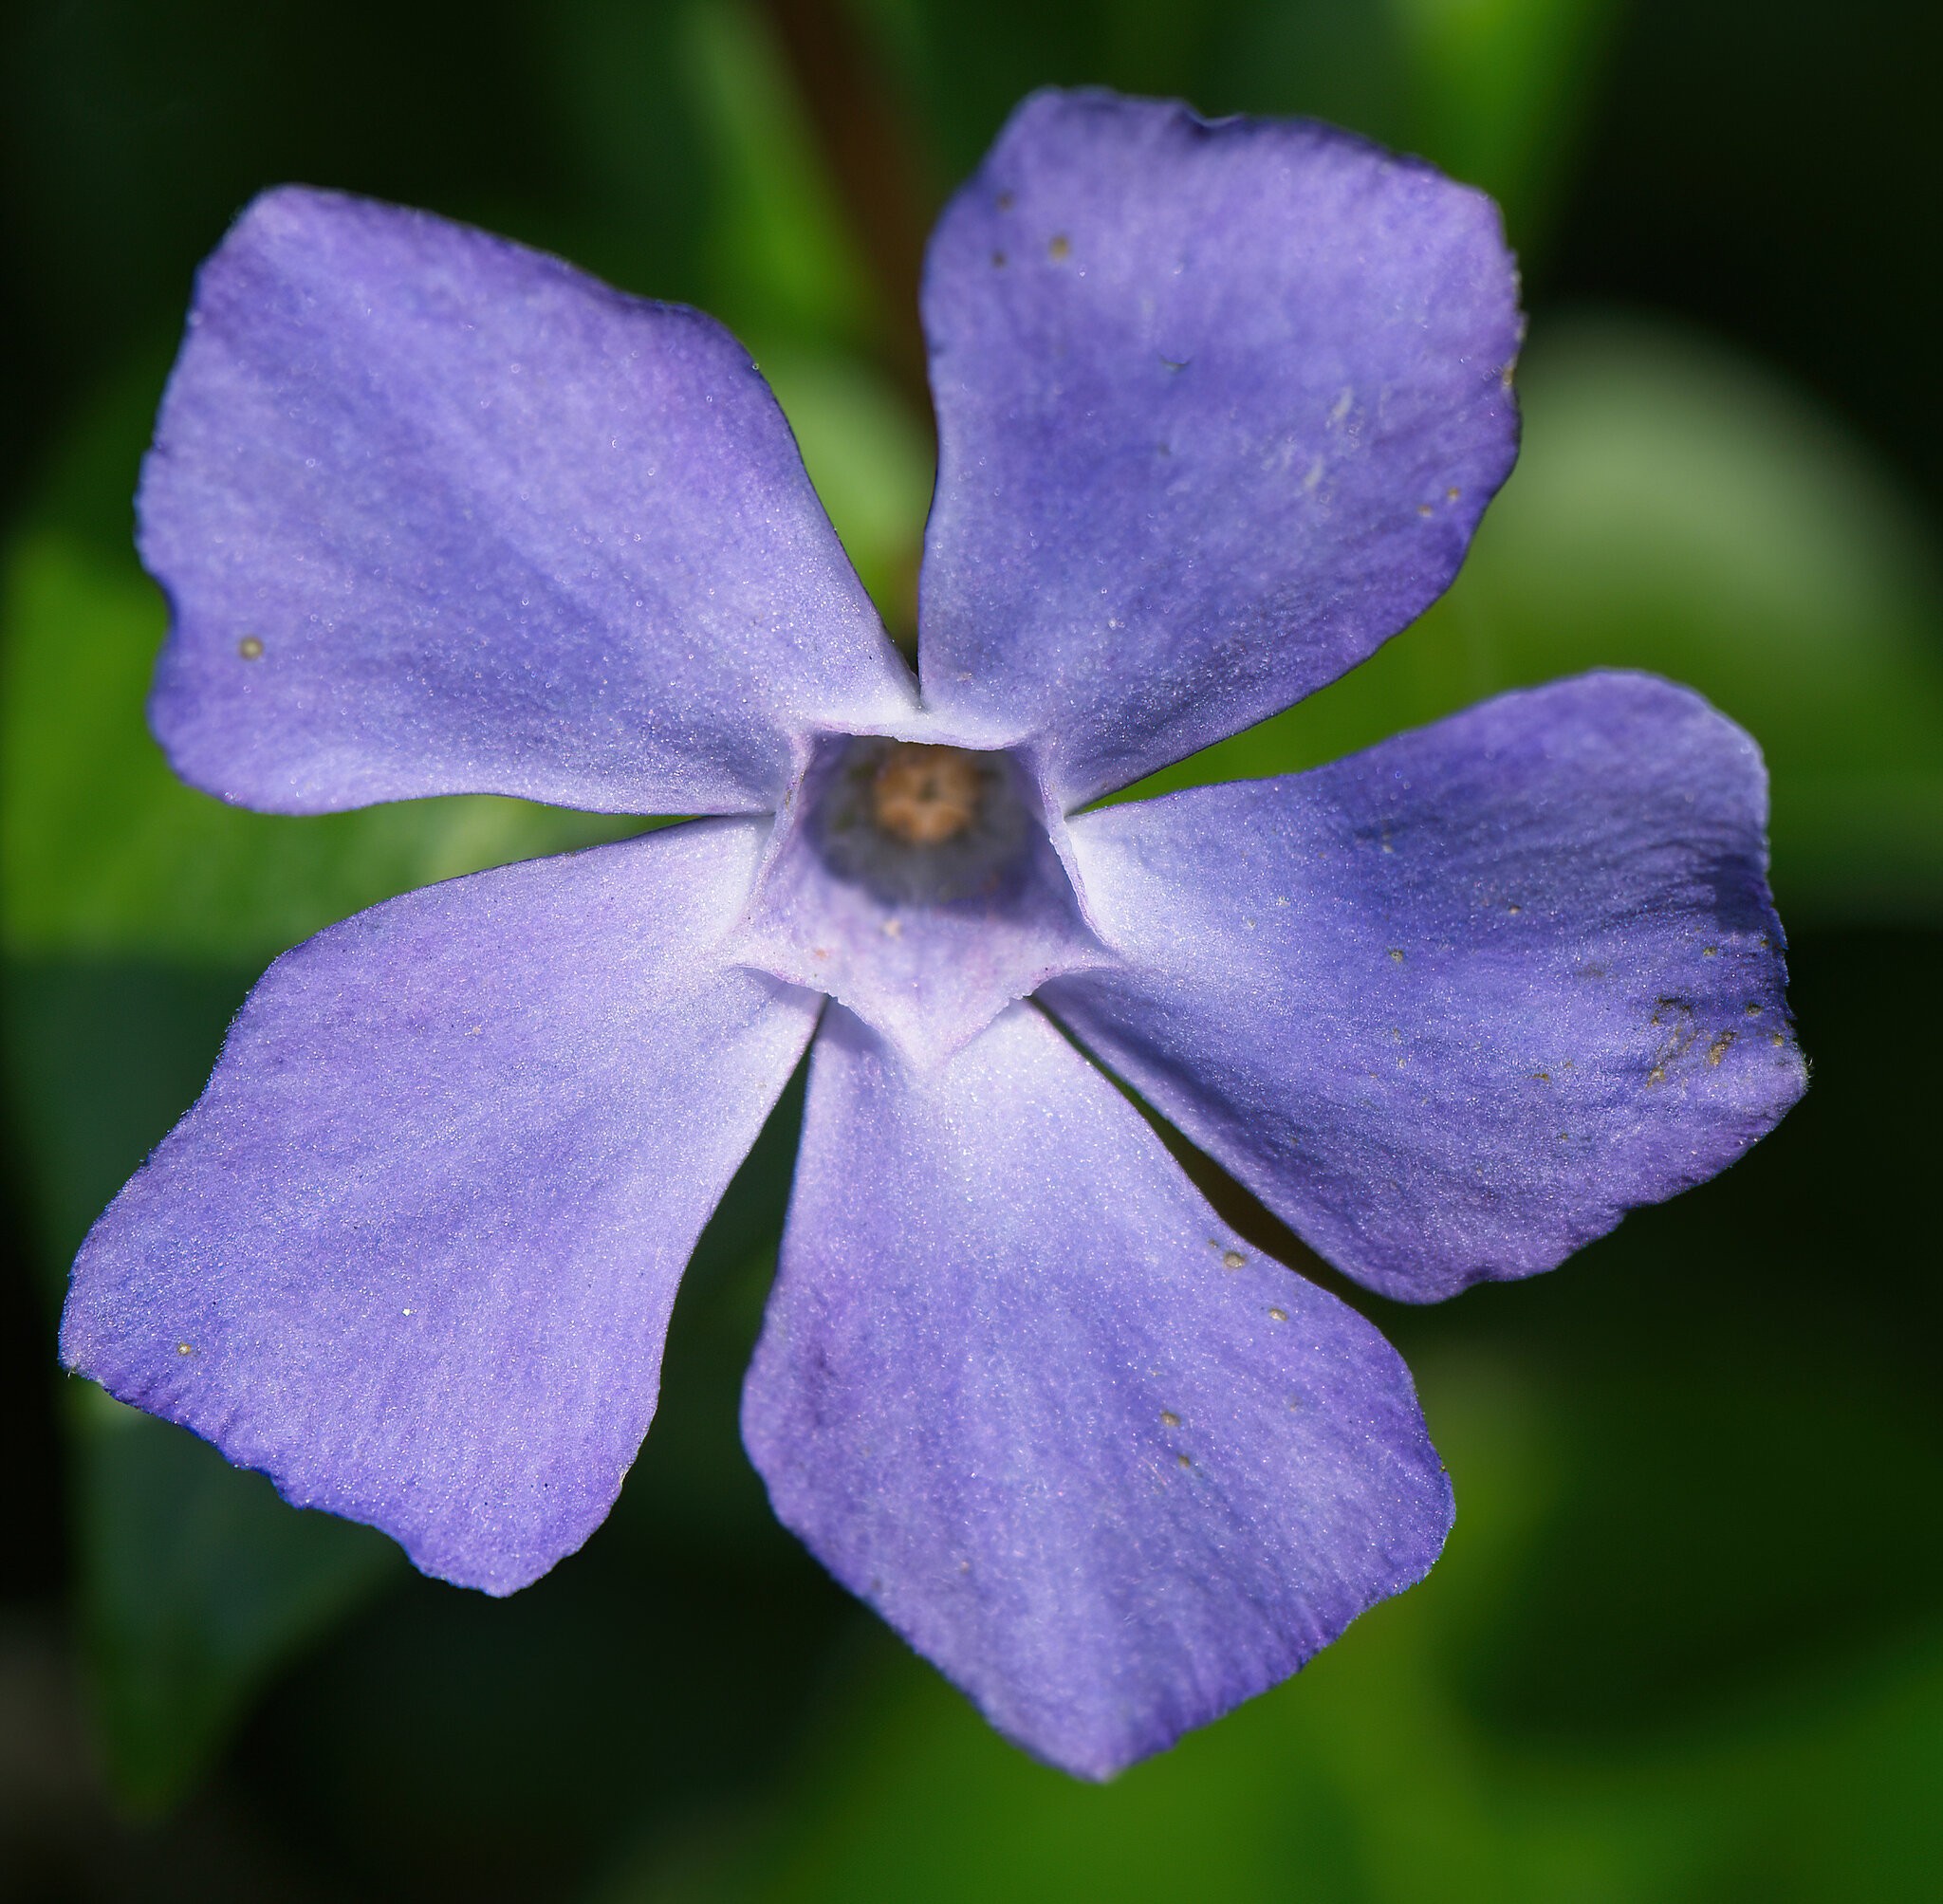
[917,89,1522,805]
[140,187,916,816]
[1045,673,1807,1304]
[743,1003,1451,1780]
[60,821,818,1593]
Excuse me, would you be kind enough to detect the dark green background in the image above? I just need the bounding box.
[3,1,1939,1897]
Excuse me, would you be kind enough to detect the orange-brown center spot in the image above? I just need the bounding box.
[871,743,982,846]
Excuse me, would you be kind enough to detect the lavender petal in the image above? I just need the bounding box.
[61,821,819,1593]
[743,1003,1451,1779]
[142,189,916,818]
[1046,673,1807,1303]
[918,89,1522,805]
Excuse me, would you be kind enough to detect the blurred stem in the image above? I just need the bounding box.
[756,0,935,413]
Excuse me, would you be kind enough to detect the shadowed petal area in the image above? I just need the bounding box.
[743,1004,1450,1780]
[1046,674,1807,1304]
[61,821,819,1594]
[141,188,916,817]
[917,89,1521,805]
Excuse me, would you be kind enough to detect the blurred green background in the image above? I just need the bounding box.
[2,0,1939,1896]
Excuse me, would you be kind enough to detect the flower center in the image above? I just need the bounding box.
[733,731,1105,1064]
[871,743,982,846]
[807,736,1029,906]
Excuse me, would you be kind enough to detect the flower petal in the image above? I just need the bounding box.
[1045,674,1807,1304]
[60,821,819,1594]
[917,89,1522,806]
[742,1003,1451,1780]
[141,188,916,817]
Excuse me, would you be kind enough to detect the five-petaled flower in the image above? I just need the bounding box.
[59,89,1804,1780]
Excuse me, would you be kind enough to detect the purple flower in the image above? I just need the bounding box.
[58,90,1804,1780]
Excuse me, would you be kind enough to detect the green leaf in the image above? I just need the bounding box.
[1386,0,1622,246]
[5,954,405,1813]
[542,0,713,308]
[1200,0,1615,256]
[69,1385,400,1818]
[588,1353,1943,1904]
[1116,315,1943,923]
[3,958,256,1302]
[757,345,933,641]
[685,0,875,351]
